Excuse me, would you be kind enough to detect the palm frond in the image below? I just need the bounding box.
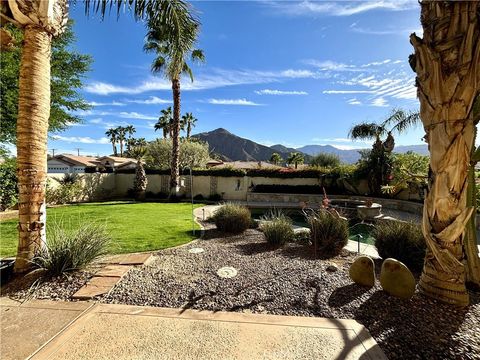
[182,63,194,82]
[151,56,167,74]
[349,122,385,140]
[191,49,205,63]
[382,108,421,134]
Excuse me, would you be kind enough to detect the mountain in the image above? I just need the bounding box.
[193,128,428,164]
[270,144,297,154]
[193,128,293,162]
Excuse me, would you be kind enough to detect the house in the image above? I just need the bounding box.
[47,154,138,173]
[47,154,99,174]
[96,156,138,171]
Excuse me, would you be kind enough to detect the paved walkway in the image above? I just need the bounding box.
[0,299,385,360]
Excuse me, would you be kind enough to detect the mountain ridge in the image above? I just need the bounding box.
[193,128,428,164]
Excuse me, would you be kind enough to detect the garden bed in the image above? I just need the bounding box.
[102,224,479,360]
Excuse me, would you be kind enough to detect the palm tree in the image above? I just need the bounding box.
[182,112,197,139]
[287,152,304,169]
[270,152,282,165]
[410,1,480,306]
[125,125,136,139]
[130,145,148,201]
[349,109,420,195]
[115,126,127,157]
[154,107,173,139]
[1,0,199,273]
[144,16,205,193]
[105,128,118,156]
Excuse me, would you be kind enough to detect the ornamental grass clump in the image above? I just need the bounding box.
[307,209,348,258]
[212,203,251,234]
[33,220,111,276]
[260,210,294,246]
[373,220,425,271]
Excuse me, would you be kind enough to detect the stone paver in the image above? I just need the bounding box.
[0,299,92,360]
[118,253,153,265]
[72,276,123,300]
[29,303,386,360]
[95,265,131,277]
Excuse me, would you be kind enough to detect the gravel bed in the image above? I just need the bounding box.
[104,226,480,360]
[1,270,93,302]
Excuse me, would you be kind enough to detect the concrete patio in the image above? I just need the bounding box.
[1,299,386,360]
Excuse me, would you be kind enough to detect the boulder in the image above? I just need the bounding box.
[349,256,375,287]
[326,263,339,272]
[380,258,416,299]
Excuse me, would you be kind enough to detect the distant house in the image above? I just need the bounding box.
[47,154,138,174]
[96,156,137,171]
[47,154,99,174]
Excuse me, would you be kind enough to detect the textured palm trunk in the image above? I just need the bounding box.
[187,123,191,139]
[134,160,147,201]
[112,142,117,156]
[170,78,181,193]
[14,26,52,272]
[411,1,480,306]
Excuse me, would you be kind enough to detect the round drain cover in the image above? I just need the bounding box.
[217,266,238,278]
[188,247,205,254]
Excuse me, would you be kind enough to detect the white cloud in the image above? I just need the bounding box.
[323,90,374,94]
[118,112,157,120]
[51,135,110,144]
[267,0,417,17]
[311,137,370,144]
[371,97,389,107]
[304,60,359,72]
[255,89,308,96]
[207,98,262,106]
[126,96,172,105]
[347,98,362,105]
[84,67,325,96]
[88,101,125,107]
[350,25,423,36]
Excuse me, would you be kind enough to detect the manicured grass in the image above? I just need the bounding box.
[0,202,203,258]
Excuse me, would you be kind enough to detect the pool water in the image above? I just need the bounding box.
[250,208,375,245]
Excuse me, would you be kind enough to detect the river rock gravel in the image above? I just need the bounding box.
[104,227,480,360]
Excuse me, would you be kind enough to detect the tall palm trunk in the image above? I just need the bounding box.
[14,26,52,272]
[411,1,480,306]
[111,141,117,156]
[170,78,181,192]
[187,123,191,139]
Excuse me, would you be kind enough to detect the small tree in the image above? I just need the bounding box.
[287,152,304,169]
[130,146,148,201]
[270,152,282,165]
[154,107,173,139]
[311,153,340,168]
[146,138,210,169]
[181,112,197,139]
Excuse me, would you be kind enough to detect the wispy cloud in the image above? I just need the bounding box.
[84,67,324,96]
[255,89,308,96]
[207,98,262,106]
[371,97,389,107]
[118,112,157,120]
[311,137,370,144]
[267,0,417,17]
[323,90,374,94]
[88,101,125,107]
[347,98,362,105]
[350,24,422,36]
[303,60,360,72]
[126,96,172,105]
[51,135,110,144]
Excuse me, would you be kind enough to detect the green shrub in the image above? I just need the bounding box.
[212,203,251,234]
[260,211,294,246]
[33,220,111,276]
[307,209,348,258]
[0,157,17,211]
[208,193,223,201]
[293,229,311,245]
[193,194,205,201]
[373,220,425,271]
[311,153,341,168]
[46,176,83,205]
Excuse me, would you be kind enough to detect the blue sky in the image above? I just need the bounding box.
[49,0,424,156]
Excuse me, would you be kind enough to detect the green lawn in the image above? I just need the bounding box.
[0,202,202,258]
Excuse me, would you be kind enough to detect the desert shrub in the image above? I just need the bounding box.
[307,209,348,258]
[260,211,294,246]
[249,218,259,229]
[0,157,17,211]
[212,203,251,234]
[373,220,425,271]
[33,220,111,276]
[146,191,168,199]
[293,229,311,245]
[311,153,341,168]
[46,175,83,205]
[193,194,205,201]
[252,184,322,194]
